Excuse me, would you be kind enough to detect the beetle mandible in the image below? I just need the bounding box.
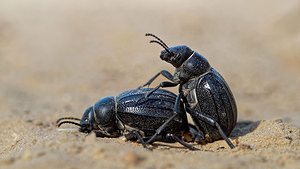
[57,88,200,150]
[137,33,237,149]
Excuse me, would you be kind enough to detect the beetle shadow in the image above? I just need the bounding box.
[229,120,261,138]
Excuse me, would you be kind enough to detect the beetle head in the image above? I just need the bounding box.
[56,106,98,133]
[79,106,98,133]
[146,33,193,68]
[57,96,119,136]
[160,45,193,67]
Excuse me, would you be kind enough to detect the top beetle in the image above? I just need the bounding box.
[138,33,237,148]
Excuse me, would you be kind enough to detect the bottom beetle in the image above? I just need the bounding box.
[57,88,199,150]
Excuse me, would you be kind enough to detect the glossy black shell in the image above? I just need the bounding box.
[116,88,188,137]
[182,68,237,142]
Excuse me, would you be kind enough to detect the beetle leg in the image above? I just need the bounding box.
[144,133,199,150]
[125,130,147,148]
[145,93,184,144]
[137,70,174,89]
[166,134,199,150]
[137,81,179,103]
[186,107,235,149]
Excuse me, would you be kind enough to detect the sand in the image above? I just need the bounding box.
[0,0,299,169]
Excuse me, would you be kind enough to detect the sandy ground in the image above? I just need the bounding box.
[0,0,299,168]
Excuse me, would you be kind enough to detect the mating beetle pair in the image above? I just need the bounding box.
[57,33,237,150]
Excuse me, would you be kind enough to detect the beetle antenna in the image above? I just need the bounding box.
[56,117,81,124]
[150,40,174,55]
[57,121,81,128]
[145,33,169,48]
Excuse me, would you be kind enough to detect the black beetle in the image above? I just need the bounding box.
[137,33,237,149]
[57,88,199,150]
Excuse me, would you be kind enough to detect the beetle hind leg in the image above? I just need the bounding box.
[186,107,235,149]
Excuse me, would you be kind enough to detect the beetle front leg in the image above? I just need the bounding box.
[138,70,174,89]
[186,107,235,149]
[137,81,179,103]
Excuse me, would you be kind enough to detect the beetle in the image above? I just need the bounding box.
[136,33,237,149]
[56,88,200,150]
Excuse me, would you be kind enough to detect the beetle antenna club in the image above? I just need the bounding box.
[145,33,169,48]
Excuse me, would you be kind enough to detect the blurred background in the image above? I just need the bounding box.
[0,0,299,127]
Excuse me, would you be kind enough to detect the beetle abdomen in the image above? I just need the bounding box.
[193,68,237,141]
